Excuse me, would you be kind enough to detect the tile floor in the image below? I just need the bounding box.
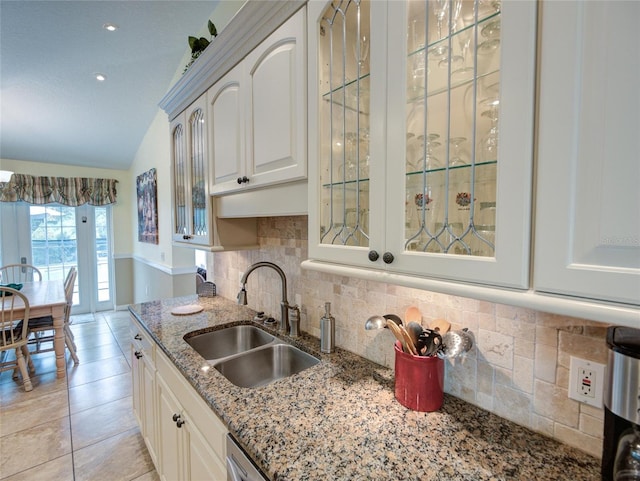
[0,310,159,481]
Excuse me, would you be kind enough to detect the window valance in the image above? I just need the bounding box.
[0,174,118,206]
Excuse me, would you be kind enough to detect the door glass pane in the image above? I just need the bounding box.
[30,205,77,281]
[318,0,370,247]
[173,123,187,236]
[190,108,207,237]
[95,206,110,303]
[404,0,499,257]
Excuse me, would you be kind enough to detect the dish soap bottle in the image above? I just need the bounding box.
[320,302,335,353]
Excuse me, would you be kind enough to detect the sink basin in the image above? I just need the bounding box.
[214,344,320,388]
[185,325,274,361]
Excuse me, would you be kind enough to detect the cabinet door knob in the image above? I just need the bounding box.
[383,252,395,264]
[368,250,379,262]
[134,334,142,341]
[237,176,250,184]
[237,177,243,184]
[172,413,185,428]
[182,234,192,240]
[134,351,143,359]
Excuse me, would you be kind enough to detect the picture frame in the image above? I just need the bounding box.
[137,168,158,244]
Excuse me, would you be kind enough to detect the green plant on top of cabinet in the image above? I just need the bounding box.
[209,7,307,196]
[307,0,536,288]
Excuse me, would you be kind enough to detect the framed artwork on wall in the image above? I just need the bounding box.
[137,168,158,244]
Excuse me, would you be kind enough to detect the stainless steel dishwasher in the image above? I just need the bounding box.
[226,434,268,481]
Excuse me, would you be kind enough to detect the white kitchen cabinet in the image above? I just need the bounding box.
[130,318,158,468]
[170,95,258,250]
[307,0,536,288]
[155,348,227,481]
[534,1,640,307]
[170,95,211,246]
[210,6,307,196]
[130,316,228,481]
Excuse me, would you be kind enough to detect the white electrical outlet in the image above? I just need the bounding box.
[568,356,606,408]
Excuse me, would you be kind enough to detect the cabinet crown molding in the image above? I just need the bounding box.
[159,0,306,120]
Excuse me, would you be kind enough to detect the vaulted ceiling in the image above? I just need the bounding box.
[0,1,221,171]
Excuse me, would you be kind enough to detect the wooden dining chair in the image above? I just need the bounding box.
[26,267,79,364]
[0,286,34,391]
[0,264,42,284]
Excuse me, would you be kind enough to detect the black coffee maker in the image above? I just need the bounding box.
[603,326,640,480]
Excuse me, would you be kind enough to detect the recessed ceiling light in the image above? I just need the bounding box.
[103,23,118,32]
[95,73,107,82]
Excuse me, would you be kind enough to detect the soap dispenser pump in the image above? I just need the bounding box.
[320,302,335,353]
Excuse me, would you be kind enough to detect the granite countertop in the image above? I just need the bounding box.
[129,295,601,481]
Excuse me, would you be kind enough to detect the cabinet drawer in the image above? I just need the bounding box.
[130,316,155,365]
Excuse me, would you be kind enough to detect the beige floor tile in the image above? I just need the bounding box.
[0,370,67,406]
[72,329,118,351]
[72,342,126,365]
[70,396,137,449]
[0,389,69,437]
[0,417,71,479]
[1,454,73,481]
[131,469,161,481]
[67,355,130,388]
[73,427,155,481]
[69,372,131,414]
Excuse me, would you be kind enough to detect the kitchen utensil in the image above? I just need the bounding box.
[399,325,419,356]
[386,319,407,352]
[406,321,425,353]
[419,328,443,356]
[365,315,387,330]
[383,313,403,326]
[405,306,422,324]
[438,328,473,359]
[429,318,451,334]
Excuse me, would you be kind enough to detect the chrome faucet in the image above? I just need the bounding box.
[237,262,290,334]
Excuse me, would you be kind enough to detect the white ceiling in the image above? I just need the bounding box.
[0,0,221,171]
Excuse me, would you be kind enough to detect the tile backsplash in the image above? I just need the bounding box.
[209,216,608,458]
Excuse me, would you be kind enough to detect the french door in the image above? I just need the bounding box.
[4,203,114,314]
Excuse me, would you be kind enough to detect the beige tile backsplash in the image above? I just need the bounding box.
[209,216,607,458]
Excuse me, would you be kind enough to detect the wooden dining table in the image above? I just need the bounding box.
[1,280,67,378]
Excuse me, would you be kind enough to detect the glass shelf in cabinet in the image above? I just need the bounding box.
[321,177,371,189]
[406,160,497,177]
[406,10,501,59]
[406,63,499,102]
[321,74,371,114]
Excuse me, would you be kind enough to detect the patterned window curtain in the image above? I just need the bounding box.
[0,174,118,206]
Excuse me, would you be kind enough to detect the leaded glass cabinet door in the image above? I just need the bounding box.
[308,0,387,266]
[385,0,536,288]
[170,95,212,246]
[171,113,188,243]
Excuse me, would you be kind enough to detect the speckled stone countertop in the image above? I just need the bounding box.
[128,295,601,481]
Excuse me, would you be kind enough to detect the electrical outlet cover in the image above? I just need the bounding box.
[568,356,606,408]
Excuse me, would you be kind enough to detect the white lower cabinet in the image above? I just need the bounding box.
[130,316,228,481]
[131,319,158,467]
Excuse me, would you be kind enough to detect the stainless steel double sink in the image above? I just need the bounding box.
[185,325,319,388]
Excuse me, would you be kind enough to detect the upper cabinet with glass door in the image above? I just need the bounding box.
[308,0,382,268]
[171,95,212,247]
[308,0,537,289]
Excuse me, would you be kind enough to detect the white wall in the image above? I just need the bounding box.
[126,0,246,303]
